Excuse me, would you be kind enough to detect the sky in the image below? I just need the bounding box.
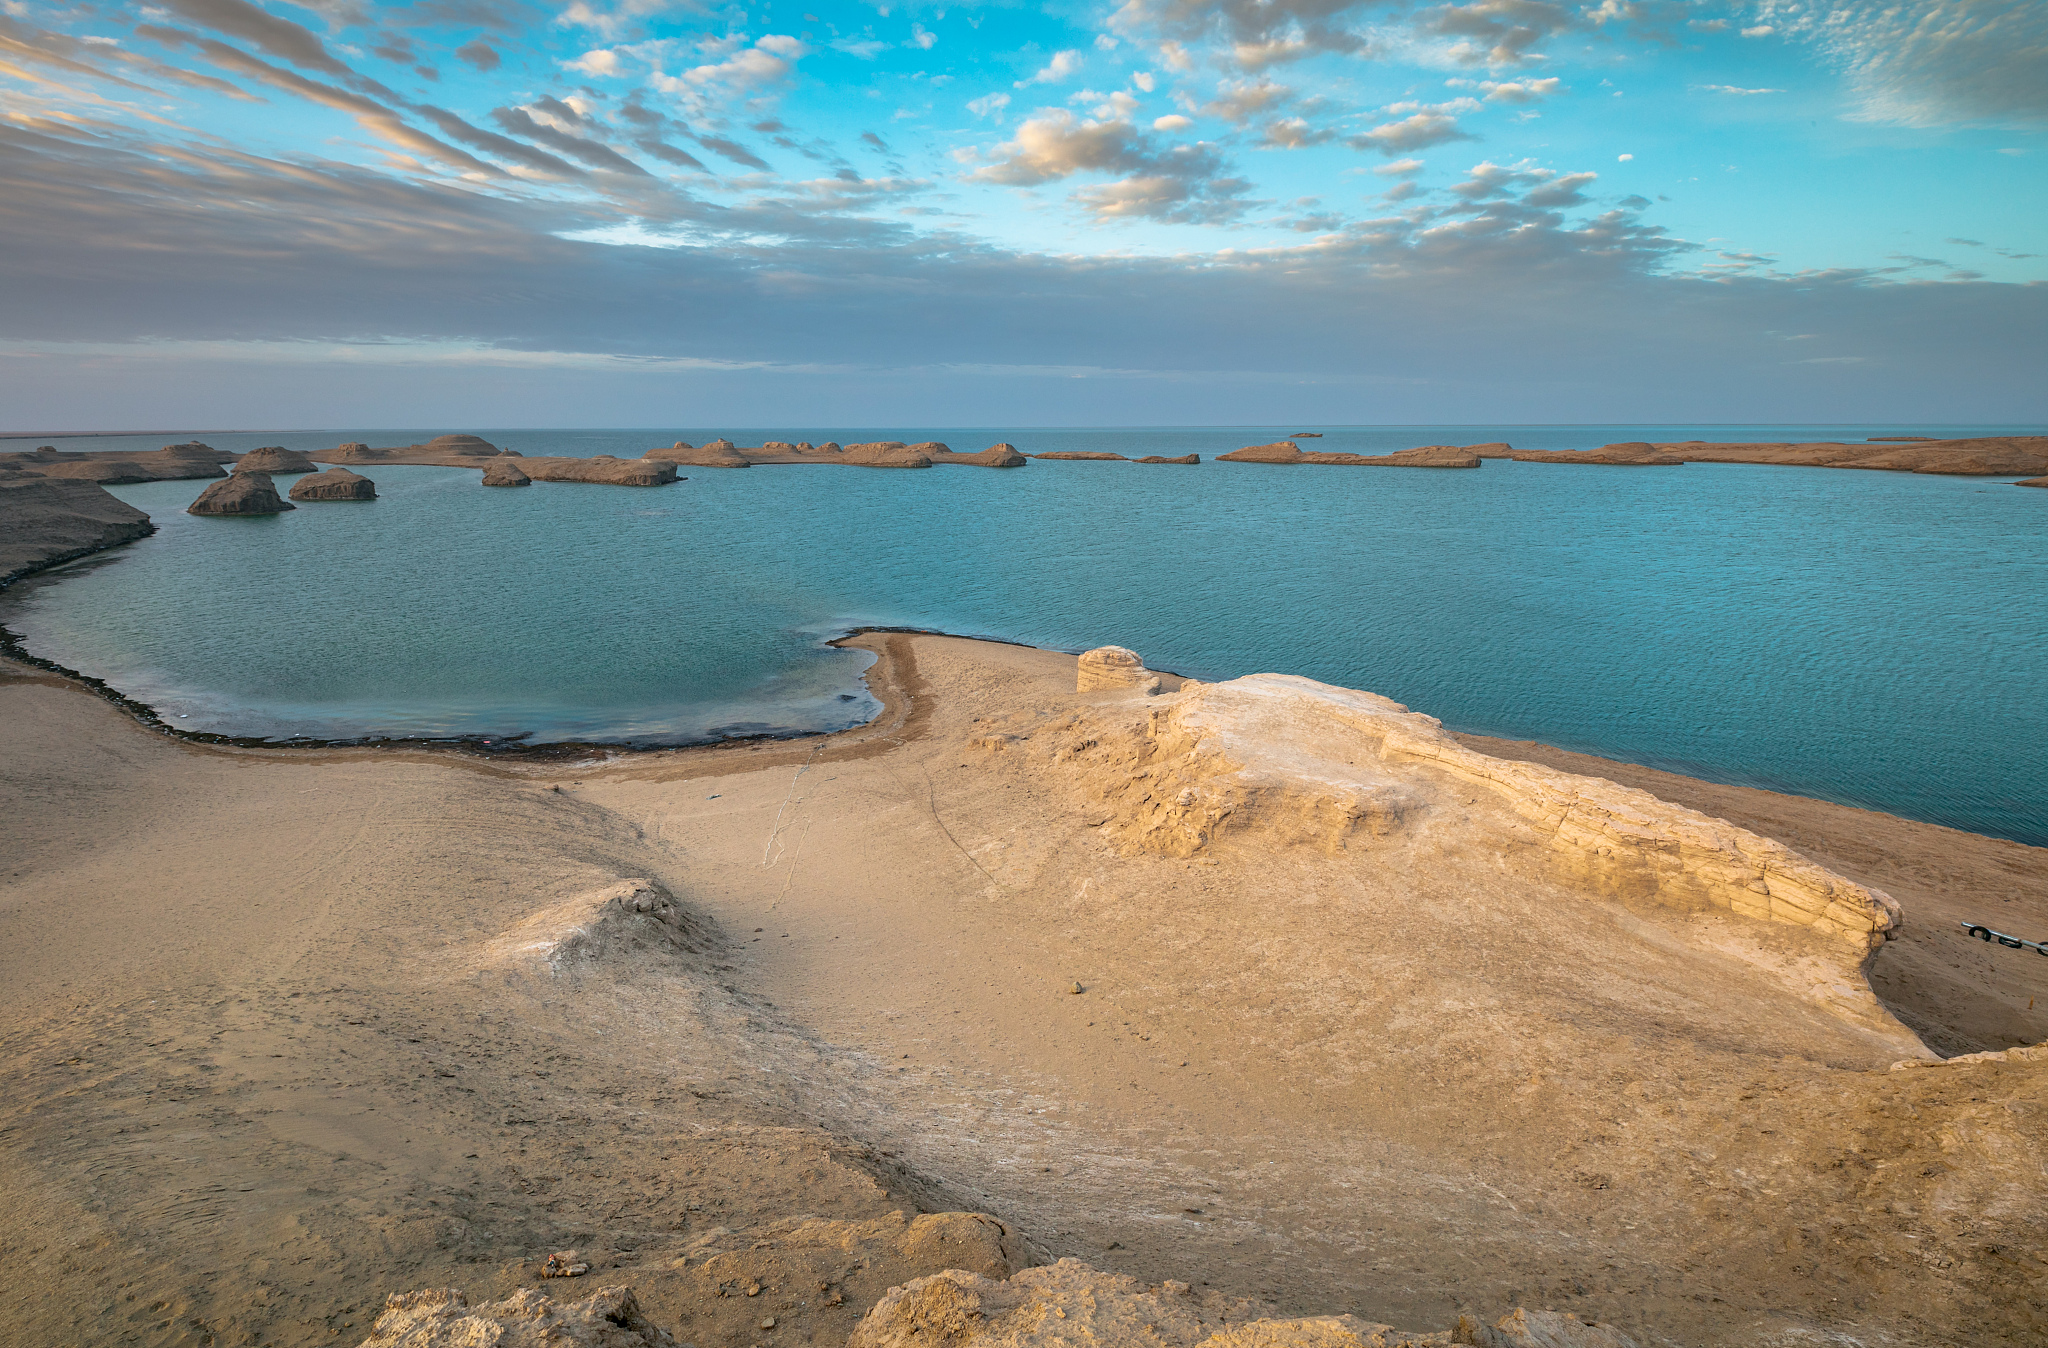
[1,0,2043,428]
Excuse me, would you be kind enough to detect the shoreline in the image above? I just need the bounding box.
[4,607,2042,855]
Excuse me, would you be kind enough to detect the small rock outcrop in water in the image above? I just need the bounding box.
[932,443,1029,468]
[1510,442,1683,466]
[847,1259,1640,1348]
[287,468,376,501]
[1219,442,1481,467]
[1077,646,1162,695]
[358,1286,676,1347]
[514,457,679,487]
[1031,451,1129,461]
[645,441,751,468]
[2019,476,2048,488]
[842,442,934,468]
[0,478,154,586]
[482,457,532,487]
[234,446,319,474]
[188,472,294,515]
[1136,454,1201,464]
[0,442,230,483]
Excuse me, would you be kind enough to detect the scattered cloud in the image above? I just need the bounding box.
[1017,48,1082,87]
[1153,113,1192,131]
[1750,0,2048,125]
[968,92,1011,119]
[1349,112,1474,155]
[1374,157,1427,176]
[1697,84,1784,95]
[1259,117,1333,148]
[1202,78,1291,124]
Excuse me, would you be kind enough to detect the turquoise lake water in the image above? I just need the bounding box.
[5,424,2044,845]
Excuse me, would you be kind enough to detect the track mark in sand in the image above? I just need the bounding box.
[762,744,822,866]
[920,763,1000,888]
[771,819,814,911]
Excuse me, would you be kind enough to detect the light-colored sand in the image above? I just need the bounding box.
[2,638,2045,1348]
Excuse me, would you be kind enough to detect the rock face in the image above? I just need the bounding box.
[235,445,320,474]
[847,1259,1639,1348]
[1067,673,1901,949]
[841,442,935,468]
[1629,436,2048,476]
[1509,443,1683,466]
[482,457,533,487]
[358,1285,677,1348]
[287,467,376,501]
[187,471,294,516]
[1217,442,1481,467]
[0,442,230,483]
[0,478,154,586]
[1031,452,1129,461]
[932,443,1029,468]
[1077,646,1162,696]
[1135,454,1201,464]
[515,456,679,487]
[645,441,750,468]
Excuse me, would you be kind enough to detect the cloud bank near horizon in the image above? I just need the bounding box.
[0,0,2041,426]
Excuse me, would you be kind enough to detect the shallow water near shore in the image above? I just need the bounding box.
[6,423,2046,845]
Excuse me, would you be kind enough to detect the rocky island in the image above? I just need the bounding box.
[644,439,1026,469]
[1218,441,1483,467]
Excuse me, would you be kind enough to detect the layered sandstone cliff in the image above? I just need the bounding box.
[0,478,154,585]
[1051,670,1900,950]
[1218,442,1481,467]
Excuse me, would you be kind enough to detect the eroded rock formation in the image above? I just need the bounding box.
[1031,451,1129,461]
[359,1285,677,1348]
[516,457,679,487]
[847,1259,1639,1348]
[0,442,230,483]
[287,467,377,501]
[1652,435,2048,476]
[645,441,751,468]
[2020,476,2048,488]
[1136,454,1201,464]
[932,444,1029,468]
[482,457,533,486]
[1052,670,1900,949]
[1076,646,1162,695]
[1508,443,1683,466]
[187,471,294,516]
[235,445,319,474]
[1217,442,1481,467]
[0,478,154,586]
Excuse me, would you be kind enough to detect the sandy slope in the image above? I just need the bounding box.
[1,639,2044,1348]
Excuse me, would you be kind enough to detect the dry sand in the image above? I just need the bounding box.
[2,637,2045,1348]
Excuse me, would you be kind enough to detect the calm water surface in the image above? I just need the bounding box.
[7,424,2044,845]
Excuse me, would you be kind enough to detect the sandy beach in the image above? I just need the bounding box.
[4,630,2045,1348]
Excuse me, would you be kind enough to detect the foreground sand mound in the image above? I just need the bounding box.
[1218,442,1481,467]
[288,467,376,501]
[187,471,293,515]
[1510,443,1683,466]
[1060,671,1900,950]
[848,1260,1639,1348]
[236,445,319,473]
[360,1285,677,1347]
[483,456,532,486]
[0,478,153,584]
[481,879,717,974]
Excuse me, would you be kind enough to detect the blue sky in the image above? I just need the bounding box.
[0,0,2042,425]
